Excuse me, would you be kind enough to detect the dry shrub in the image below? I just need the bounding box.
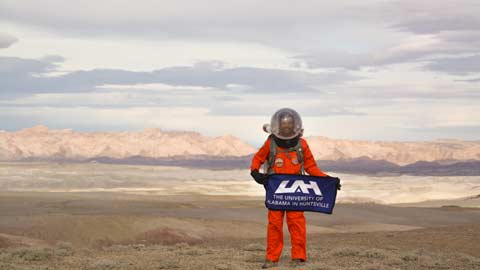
[400,253,418,262]
[214,263,230,270]
[8,264,59,270]
[54,248,73,257]
[242,243,264,251]
[245,253,264,263]
[308,262,336,270]
[455,253,480,265]
[88,258,127,269]
[145,244,168,251]
[92,227,200,250]
[157,260,180,269]
[362,263,399,270]
[131,244,146,250]
[331,247,361,257]
[54,241,74,257]
[93,237,116,249]
[0,262,17,270]
[9,247,53,262]
[0,237,12,249]
[174,242,190,249]
[102,244,131,252]
[55,241,73,250]
[137,228,202,245]
[359,248,390,259]
[385,256,404,267]
[214,263,247,270]
[77,247,94,256]
[179,247,202,256]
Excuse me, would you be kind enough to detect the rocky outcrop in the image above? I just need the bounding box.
[0,125,256,160]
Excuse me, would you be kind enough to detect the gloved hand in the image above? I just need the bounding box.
[250,169,269,185]
[327,175,342,190]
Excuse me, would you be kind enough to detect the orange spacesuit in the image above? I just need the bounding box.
[250,108,327,265]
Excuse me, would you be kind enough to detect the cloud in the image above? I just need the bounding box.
[294,1,480,71]
[3,96,479,143]
[1,0,479,142]
[0,1,377,38]
[0,85,232,111]
[0,33,17,48]
[2,1,479,74]
[206,98,366,117]
[0,1,430,55]
[294,48,433,70]
[387,1,480,34]
[424,54,480,75]
[400,125,480,141]
[297,30,480,70]
[455,77,480,83]
[1,1,478,46]
[0,55,66,98]
[0,56,360,98]
[0,55,62,74]
[395,17,480,35]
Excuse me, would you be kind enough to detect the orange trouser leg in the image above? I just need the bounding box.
[266,209,284,261]
[286,210,307,261]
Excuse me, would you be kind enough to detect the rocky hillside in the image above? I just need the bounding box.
[306,136,480,165]
[0,125,256,160]
[0,125,479,166]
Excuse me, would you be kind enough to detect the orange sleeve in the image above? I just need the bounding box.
[301,139,327,176]
[250,138,271,171]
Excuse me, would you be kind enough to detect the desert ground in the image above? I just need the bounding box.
[0,162,479,269]
[0,190,479,270]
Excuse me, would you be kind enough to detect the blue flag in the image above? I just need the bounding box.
[264,174,340,214]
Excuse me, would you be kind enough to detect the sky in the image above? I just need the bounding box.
[0,0,479,146]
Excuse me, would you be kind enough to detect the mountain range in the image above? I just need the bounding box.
[1,125,479,175]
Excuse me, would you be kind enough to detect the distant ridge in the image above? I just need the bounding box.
[306,136,480,166]
[1,125,480,175]
[0,125,256,160]
[316,157,480,176]
[13,155,480,176]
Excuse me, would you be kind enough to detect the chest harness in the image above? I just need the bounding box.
[264,137,305,175]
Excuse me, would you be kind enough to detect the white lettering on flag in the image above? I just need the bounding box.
[274,180,322,196]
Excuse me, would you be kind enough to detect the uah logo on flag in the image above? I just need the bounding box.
[264,174,340,214]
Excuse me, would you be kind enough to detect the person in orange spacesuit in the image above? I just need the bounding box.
[250,108,333,269]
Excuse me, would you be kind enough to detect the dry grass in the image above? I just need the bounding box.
[0,191,479,269]
[134,227,202,245]
[242,243,264,251]
[0,236,479,270]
